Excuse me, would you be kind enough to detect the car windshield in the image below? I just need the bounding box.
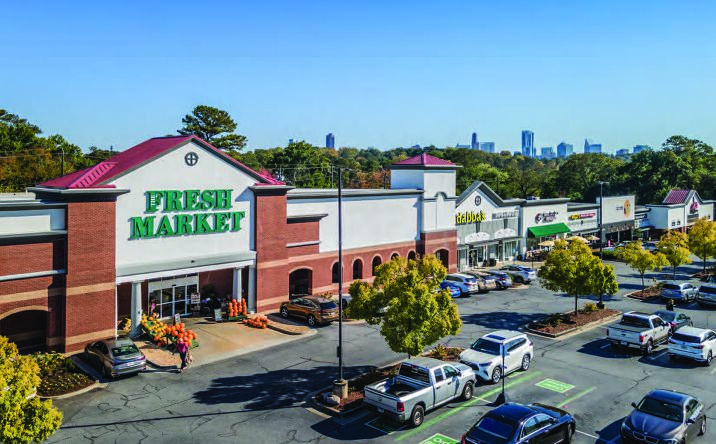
[471,338,501,355]
[397,363,430,384]
[636,396,683,422]
[662,284,681,290]
[319,302,337,309]
[112,344,139,357]
[469,416,516,441]
[655,312,675,322]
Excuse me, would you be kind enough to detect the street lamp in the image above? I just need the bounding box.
[333,167,348,400]
[599,181,609,260]
[493,343,507,406]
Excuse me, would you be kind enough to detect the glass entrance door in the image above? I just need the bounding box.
[147,276,198,320]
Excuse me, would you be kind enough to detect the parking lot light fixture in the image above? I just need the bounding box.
[599,181,609,261]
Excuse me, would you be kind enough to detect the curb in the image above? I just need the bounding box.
[302,386,365,419]
[266,322,308,335]
[38,379,104,400]
[146,359,179,371]
[624,289,661,302]
[524,311,623,340]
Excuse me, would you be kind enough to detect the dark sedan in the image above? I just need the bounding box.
[621,389,706,444]
[463,402,575,444]
[654,310,693,333]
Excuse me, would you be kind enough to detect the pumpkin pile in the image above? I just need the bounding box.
[229,298,248,318]
[168,323,198,345]
[243,314,269,329]
[141,313,170,346]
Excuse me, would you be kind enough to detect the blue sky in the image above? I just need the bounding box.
[1,1,715,153]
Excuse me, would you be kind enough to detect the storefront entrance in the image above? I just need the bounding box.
[148,276,198,320]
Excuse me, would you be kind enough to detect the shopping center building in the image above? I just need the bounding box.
[0,137,458,352]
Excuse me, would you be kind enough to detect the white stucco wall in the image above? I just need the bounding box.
[390,170,424,191]
[423,171,456,199]
[110,141,255,272]
[566,209,599,233]
[287,194,420,252]
[520,202,569,238]
[598,196,635,224]
[0,209,65,235]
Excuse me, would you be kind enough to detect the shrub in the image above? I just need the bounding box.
[32,352,76,379]
[582,302,598,313]
[431,344,448,360]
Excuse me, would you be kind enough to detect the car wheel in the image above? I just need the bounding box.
[699,417,706,435]
[669,354,678,361]
[100,364,108,378]
[515,276,524,284]
[410,405,425,428]
[643,340,653,356]
[610,342,620,350]
[461,382,473,401]
[564,424,574,443]
[521,354,531,371]
[706,352,713,367]
[491,366,502,384]
[307,315,317,326]
[281,307,289,318]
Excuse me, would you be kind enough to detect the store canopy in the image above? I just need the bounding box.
[528,223,571,238]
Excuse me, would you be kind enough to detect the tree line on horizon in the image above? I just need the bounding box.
[2,105,716,205]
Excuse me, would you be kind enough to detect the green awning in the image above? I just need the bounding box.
[528,223,571,238]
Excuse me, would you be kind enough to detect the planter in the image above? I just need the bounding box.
[527,308,621,337]
[626,286,662,301]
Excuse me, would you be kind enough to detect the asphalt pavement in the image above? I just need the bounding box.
[48,260,716,444]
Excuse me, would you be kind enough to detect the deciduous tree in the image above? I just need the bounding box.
[616,241,669,290]
[0,336,62,443]
[659,231,692,279]
[688,218,716,273]
[346,255,461,357]
[178,105,247,151]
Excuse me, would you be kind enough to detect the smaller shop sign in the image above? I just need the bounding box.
[455,210,487,225]
[635,213,647,220]
[174,313,182,326]
[214,308,223,322]
[492,210,518,220]
[190,292,200,304]
[535,211,558,223]
[569,212,596,220]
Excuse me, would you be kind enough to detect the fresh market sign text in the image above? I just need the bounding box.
[130,189,246,239]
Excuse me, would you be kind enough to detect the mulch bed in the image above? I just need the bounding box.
[315,346,464,412]
[34,353,95,397]
[627,286,662,301]
[528,308,620,335]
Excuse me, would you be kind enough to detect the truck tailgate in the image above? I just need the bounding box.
[364,386,400,412]
[609,327,641,344]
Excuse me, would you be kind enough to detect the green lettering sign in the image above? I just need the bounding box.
[130,216,156,239]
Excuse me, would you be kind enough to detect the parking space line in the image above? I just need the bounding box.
[575,430,617,443]
[600,344,611,349]
[394,371,543,442]
[364,416,407,435]
[419,433,460,444]
[648,350,667,360]
[556,386,596,408]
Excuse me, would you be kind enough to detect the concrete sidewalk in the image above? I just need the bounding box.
[140,315,316,371]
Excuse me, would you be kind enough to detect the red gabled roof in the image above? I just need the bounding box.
[662,189,691,204]
[392,153,456,167]
[40,135,283,189]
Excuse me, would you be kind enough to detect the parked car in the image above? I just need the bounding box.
[696,284,716,306]
[459,330,533,384]
[363,357,477,427]
[84,337,146,378]
[654,310,693,333]
[463,271,498,292]
[444,273,480,295]
[483,270,513,289]
[621,389,706,444]
[462,402,575,444]
[643,241,658,252]
[661,282,699,303]
[280,296,338,326]
[606,311,671,355]
[439,281,462,298]
[498,265,536,284]
[668,327,716,365]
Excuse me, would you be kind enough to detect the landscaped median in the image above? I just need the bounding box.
[309,345,463,416]
[526,303,622,338]
[34,352,97,398]
[625,285,662,302]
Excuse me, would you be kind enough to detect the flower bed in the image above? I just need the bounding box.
[627,286,662,301]
[528,305,620,335]
[315,345,464,412]
[33,352,94,397]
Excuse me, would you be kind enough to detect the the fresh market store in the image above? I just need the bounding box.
[455,181,522,270]
[0,137,459,352]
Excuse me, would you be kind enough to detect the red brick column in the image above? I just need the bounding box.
[419,230,458,273]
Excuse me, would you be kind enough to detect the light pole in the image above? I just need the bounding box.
[333,167,348,400]
[493,343,507,406]
[599,181,609,260]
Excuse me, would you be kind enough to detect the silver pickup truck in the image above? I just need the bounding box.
[363,357,477,427]
[606,311,671,355]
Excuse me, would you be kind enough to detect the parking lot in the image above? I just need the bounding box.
[312,261,716,443]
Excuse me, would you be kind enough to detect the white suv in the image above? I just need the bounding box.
[668,326,716,365]
[459,330,534,383]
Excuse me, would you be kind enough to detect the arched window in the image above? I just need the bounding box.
[391,253,399,260]
[332,262,341,284]
[408,251,417,261]
[436,249,449,268]
[289,269,312,297]
[372,256,382,276]
[352,259,363,280]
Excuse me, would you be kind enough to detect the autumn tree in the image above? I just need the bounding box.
[0,336,63,443]
[659,231,692,279]
[178,105,247,151]
[538,239,618,314]
[688,218,716,273]
[346,255,461,357]
[616,241,669,290]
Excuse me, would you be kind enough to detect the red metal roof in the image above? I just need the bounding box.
[662,189,691,204]
[392,153,456,166]
[39,135,282,188]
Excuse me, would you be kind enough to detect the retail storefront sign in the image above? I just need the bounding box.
[492,210,518,220]
[455,210,487,225]
[130,189,246,239]
[534,211,558,223]
[569,212,596,220]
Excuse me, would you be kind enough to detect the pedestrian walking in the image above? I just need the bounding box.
[666,298,674,311]
[176,340,190,372]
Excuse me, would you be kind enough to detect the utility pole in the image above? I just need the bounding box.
[333,167,348,400]
[599,181,609,260]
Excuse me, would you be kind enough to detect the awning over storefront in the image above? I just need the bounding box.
[528,223,571,238]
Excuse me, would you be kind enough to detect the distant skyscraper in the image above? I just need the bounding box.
[616,148,630,156]
[521,130,534,157]
[633,144,650,153]
[479,142,495,153]
[288,138,294,145]
[471,132,478,149]
[326,133,335,149]
[540,147,555,159]
[455,144,471,149]
[584,138,602,154]
[556,142,574,158]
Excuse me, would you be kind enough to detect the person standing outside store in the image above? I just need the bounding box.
[175,340,190,373]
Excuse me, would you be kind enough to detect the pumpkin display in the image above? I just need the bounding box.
[243,314,269,329]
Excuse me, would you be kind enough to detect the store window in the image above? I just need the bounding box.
[408,251,417,261]
[331,262,341,284]
[352,259,363,280]
[391,253,399,260]
[372,256,382,275]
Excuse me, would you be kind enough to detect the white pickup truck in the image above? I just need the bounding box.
[606,312,671,355]
[363,357,477,427]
